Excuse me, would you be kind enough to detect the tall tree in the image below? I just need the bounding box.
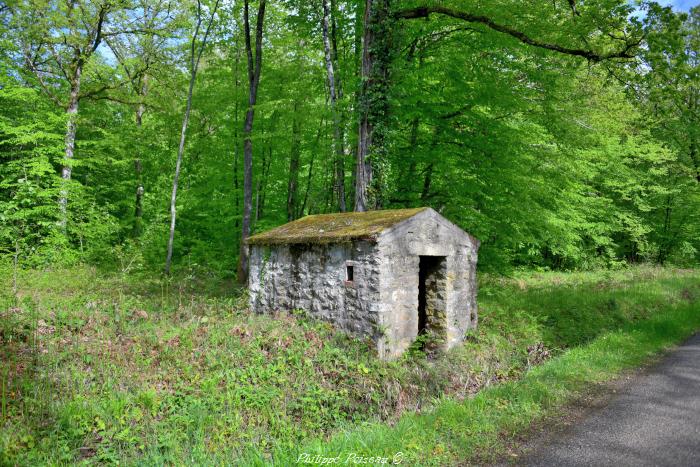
[353,0,644,211]
[12,0,166,228]
[17,1,111,227]
[165,0,220,275]
[105,0,179,237]
[355,0,391,211]
[287,101,302,221]
[643,5,700,184]
[639,5,700,262]
[237,0,267,283]
[322,0,346,211]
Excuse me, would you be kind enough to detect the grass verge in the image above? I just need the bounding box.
[268,290,700,466]
[0,265,698,464]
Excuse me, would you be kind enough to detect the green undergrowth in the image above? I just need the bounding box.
[267,279,700,465]
[0,264,698,465]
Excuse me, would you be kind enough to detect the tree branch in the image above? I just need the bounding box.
[253,0,266,86]
[79,81,127,100]
[568,0,580,17]
[102,28,169,38]
[90,4,109,54]
[22,47,64,107]
[394,6,641,62]
[193,0,221,73]
[244,0,254,84]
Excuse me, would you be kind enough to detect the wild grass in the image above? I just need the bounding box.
[0,264,698,465]
[274,271,700,465]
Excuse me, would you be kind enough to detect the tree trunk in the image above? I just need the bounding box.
[420,163,433,201]
[165,0,220,275]
[133,75,147,237]
[287,102,301,221]
[134,159,144,236]
[165,72,196,275]
[330,0,342,99]
[323,0,346,211]
[237,0,267,284]
[233,46,241,228]
[656,195,674,264]
[301,120,325,215]
[355,0,391,212]
[690,139,699,183]
[348,0,364,206]
[355,0,373,212]
[59,77,81,230]
[135,78,147,126]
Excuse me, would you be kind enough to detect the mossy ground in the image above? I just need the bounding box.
[0,265,698,465]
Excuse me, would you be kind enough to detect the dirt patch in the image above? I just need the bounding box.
[681,288,695,301]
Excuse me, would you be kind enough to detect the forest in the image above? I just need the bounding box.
[1,0,698,279]
[2,1,700,464]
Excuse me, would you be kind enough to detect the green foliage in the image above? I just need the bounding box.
[0,80,64,263]
[1,1,698,273]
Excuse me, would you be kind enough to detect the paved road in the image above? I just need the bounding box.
[524,333,700,467]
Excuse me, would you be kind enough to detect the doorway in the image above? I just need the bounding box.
[418,255,447,349]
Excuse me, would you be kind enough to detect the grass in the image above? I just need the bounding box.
[275,274,700,465]
[0,264,698,465]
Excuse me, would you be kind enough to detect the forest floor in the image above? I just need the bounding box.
[0,265,699,465]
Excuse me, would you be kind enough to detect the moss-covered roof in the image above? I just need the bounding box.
[247,208,428,245]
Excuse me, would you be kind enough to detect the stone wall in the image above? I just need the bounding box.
[376,209,479,358]
[248,241,382,341]
[420,255,447,349]
[247,208,479,360]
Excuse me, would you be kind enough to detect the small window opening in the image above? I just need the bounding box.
[346,264,354,282]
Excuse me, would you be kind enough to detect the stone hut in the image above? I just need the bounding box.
[247,207,479,359]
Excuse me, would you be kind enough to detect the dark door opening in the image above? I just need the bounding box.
[418,255,447,349]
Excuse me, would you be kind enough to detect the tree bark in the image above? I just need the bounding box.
[135,75,147,127]
[322,0,346,211]
[237,0,267,284]
[690,139,699,183]
[301,120,325,215]
[133,75,147,237]
[59,79,81,229]
[287,102,301,221]
[657,195,674,264]
[165,70,196,275]
[348,0,364,207]
[165,0,219,275]
[134,159,144,236]
[355,0,391,212]
[355,0,374,212]
[330,0,342,99]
